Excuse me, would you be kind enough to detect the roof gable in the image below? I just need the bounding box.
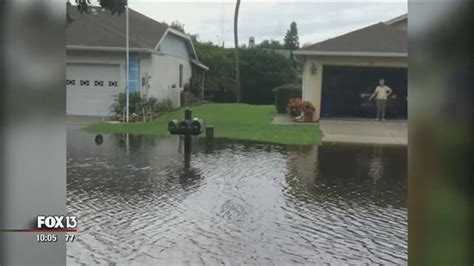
[298,20,407,56]
[66,6,168,49]
[385,14,407,26]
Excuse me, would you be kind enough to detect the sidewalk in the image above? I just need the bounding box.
[319,119,407,145]
[272,114,407,145]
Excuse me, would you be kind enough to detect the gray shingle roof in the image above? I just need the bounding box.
[66,6,168,49]
[298,22,407,55]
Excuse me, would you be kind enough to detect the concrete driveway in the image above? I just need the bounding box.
[66,115,108,126]
[319,119,407,145]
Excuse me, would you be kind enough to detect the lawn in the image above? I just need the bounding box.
[86,103,322,145]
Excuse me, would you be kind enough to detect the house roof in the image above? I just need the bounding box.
[295,18,407,57]
[385,14,407,26]
[66,5,208,70]
[67,6,168,49]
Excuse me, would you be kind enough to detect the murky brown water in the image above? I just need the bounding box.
[67,127,407,265]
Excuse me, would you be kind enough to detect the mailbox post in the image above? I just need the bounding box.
[168,109,205,167]
[184,109,192,154]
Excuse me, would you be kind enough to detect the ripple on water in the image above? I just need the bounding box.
[67,131,407,265]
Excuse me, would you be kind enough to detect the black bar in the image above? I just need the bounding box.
[184,108,192,121]
[184,108,192,157]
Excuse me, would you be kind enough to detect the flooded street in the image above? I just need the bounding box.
[67,127,407,265]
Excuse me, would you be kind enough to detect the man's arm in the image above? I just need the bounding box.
[368,87,378,101]
[386,86,393,97]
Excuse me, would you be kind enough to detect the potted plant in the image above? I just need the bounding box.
[302,101,315,122]
[287,98,304,117]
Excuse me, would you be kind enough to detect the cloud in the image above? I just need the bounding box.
[129,1,407,47]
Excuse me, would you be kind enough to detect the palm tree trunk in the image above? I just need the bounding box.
[233,0,242,103]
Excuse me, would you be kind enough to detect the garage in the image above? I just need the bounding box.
[295,14,407,121]
[66,63,122,116]
[320,66,407,119]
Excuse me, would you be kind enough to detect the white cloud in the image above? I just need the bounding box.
[128,1,407,47]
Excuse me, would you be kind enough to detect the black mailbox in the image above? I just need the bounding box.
[168,119,180,135]
[179,120,191,133]
[168,109,205,137]
[191,118,204,135]
[168,109,206,163]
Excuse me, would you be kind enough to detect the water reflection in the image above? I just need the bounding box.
[67,127,407,265]
[368,145,384,184]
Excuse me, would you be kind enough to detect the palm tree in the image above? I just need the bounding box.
[233,0,242,103]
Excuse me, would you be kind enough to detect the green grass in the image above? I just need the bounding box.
[86,103,321,145]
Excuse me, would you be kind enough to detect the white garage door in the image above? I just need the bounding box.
[67,63,122,116]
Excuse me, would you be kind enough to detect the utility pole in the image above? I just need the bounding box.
[125,3,130,122]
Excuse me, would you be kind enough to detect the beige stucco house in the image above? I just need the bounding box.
[294,14,407,121]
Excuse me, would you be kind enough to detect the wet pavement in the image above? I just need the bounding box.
[67,127,407,265]
[319,119,407,145]
[272,114,407,145]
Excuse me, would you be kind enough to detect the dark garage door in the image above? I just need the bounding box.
[321,66,407,119]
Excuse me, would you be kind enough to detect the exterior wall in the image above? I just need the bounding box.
[158,33,191,59]
[67,50,154,96]
[149,54,192,108]
[148,33,194,107]
[388,19,407,31]
[66,31,197,109]
[138,54,152,98]
[66,50,127,91]
[302,56,408,121]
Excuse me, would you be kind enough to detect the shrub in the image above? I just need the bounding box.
[212,89,236,103]
[183,77,202,98]
[194,42,235,102]
[110,92,173,121]
[110,92,143,116]
[239,49,298,104]
[195,42,298,104]
[302,101,315,114]
[273,84,302,113]
[287,98,304,117]
[180,91,201,107]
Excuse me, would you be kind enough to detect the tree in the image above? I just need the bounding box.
[170,20,186,33]
[73,0,126,14]
[194,42,236,102]
[68,0,127,23]
[233,0,242,103]
[239,49,298,104]
[257,39,284,49]
[194,42,298,104]
[284,21,300,50]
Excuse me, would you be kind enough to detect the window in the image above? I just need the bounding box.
[179,64,183,88]
[128,56,140,92]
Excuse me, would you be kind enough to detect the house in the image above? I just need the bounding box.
[294,14,407,121]
[66,5,208,116]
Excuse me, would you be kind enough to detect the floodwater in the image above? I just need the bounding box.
[67,127,407,265]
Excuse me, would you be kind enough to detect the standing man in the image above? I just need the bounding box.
[369,79,393,121]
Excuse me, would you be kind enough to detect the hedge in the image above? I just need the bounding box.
[273,84,302,114]
[195,42,298,104]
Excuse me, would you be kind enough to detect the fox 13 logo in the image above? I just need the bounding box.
[37,216,77,229]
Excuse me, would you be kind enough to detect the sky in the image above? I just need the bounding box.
[126,1,407,47]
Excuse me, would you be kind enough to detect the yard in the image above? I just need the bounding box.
[86,103,321,145]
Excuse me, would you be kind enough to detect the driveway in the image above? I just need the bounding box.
[319,119,407,145]
[66,115,107,126]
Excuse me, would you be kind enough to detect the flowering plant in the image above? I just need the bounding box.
[287,98,304,117]
[302,101,315,114]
